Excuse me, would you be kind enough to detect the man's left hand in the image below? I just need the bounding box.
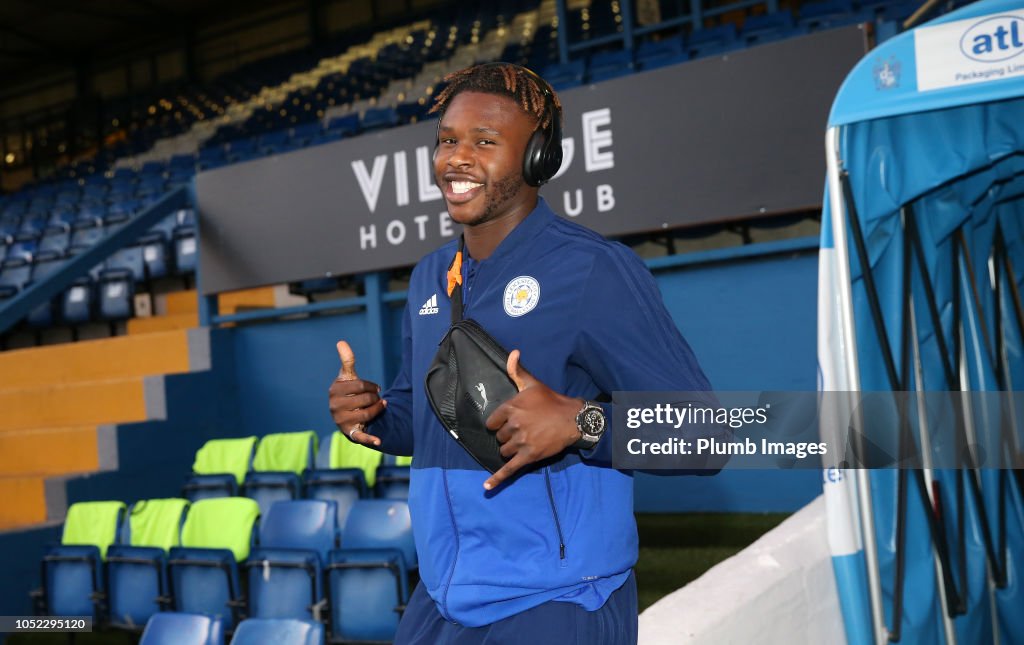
[483,349,582,490]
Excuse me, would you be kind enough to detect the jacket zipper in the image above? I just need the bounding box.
[544,468,567,563]
[439,443,460,622]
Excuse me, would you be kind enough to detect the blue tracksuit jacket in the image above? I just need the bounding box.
[366,197,712,627]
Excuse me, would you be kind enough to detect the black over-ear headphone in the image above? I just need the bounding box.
[433,62,563,187]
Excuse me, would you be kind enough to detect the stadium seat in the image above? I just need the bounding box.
[8,231,39,260]
[541,60,586,91]
[0,257,32,299]
[588,49,634,83]
[25,251,67,328]
[182,436,258,502]
[361,107,400,132]
[243,431,317,524]
[98,268,136,321]
[33,501,126,621]
[105,244,147,284]
[70,219,104,247]
[106,498,190,630]
[245,500,338,621]
[636,38,689,71]
[230,618,324,645]
[62,278,95,327]
[39,225,71,255]
[326,500,416,643]
[688,23,739,58]
[139,612,225,645]
[325,114,360,138]
[304,432,375,530]
[174,226,198,275]
[374,464,411,500]
[166,497,260,631]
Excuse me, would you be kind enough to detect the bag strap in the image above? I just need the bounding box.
[446,235,465,323]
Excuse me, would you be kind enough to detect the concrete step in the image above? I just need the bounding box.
[0,328,204,389]
[0,426,100,476]
[128,312,198,335]
[0,377,164,432]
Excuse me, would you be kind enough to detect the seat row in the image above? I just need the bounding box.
[184,431,412,531]
[139,613,323,645]
[35,496,416,643]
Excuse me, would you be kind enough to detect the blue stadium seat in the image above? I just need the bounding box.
[105,244,147,284]
[636,38,688,71]
[230,618,324,645]
[183,437,257,502]
[325,114,360,138]
[106,498,190,630]
[541,60,586,90]
[245,500,338,621]
[0,257,32,299]
[688,23,740,58]
[167,498,260,631]
[18,213,48,236]
[136,233,172,280]
[25,251,67,328]
[326,500,415,643]
[70,219,104,248]
[242,432,317,526]
[743,9,804,45]
[98,269,135,321]
[374,465,411,500]
[33,501,126,622]
[7,232,39,261]
[174,226,198,275]
[361,107,400,132]
[47,207,78,228]
[305,434,373,522]
[139,612,225,645]
[588,49,634,83]
[39,225,72,255]
[62,278,95,326]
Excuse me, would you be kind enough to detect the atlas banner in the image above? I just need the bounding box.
[197,26,866,295]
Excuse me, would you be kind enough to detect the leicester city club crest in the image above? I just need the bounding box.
[503,276,540,317]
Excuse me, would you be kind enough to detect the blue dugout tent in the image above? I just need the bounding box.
[818,1,1024,643]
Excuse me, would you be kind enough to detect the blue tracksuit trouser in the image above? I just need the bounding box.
[394,570,638,644]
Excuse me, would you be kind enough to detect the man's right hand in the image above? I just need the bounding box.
[328,340,385,447]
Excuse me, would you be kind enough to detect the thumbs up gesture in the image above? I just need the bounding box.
[483,350,585,491]
[328,341,385,446]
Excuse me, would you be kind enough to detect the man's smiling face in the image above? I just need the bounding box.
[434,91,538,227]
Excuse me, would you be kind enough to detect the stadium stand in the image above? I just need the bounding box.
[0,1,987,641]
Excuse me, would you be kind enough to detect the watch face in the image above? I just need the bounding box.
[581,407,606,438]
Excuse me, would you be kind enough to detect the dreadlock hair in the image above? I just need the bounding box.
[429,63,562,130]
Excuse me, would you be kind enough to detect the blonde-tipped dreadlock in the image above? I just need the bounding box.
[429,63,562,130]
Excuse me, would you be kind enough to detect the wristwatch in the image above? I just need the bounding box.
[573,400,607,450]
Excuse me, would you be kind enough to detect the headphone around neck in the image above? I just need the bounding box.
[433,62,563,187]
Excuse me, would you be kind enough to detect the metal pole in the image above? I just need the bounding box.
[826,126,888,645]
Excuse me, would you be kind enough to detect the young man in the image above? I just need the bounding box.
[329,63,712,643]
